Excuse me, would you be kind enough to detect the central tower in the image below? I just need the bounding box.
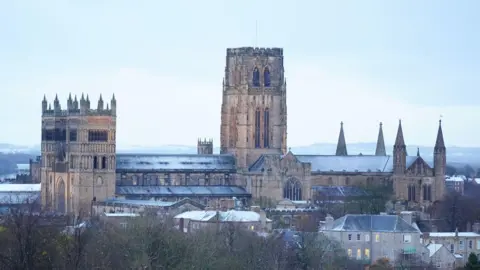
[220,47,287,170]
[40,93,117,215]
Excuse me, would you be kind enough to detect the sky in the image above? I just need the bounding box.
[0,0,479,148]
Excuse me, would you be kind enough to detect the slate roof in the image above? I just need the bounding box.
[312,186,368,197]
[116,154,236,172]
[116,185,251,197]
[249,154,433,173]
[0,184,41,192]
[98,198,206,209]
[0,192,39,204]
[175,210,271,222]
[328,214,420,233]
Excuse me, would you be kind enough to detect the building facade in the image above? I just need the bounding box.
[320,212,427,264]
[40,47,447,215]
[40,94,117,214]
[424,231,480,265]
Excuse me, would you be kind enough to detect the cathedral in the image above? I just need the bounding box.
[39,47,446,215]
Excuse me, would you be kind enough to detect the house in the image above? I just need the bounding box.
[426,242,456,269]
[423,230,480,265]
[445,175,465,194]
[320,212,427,264]
[174,206,272,233]
[265,198,321,229]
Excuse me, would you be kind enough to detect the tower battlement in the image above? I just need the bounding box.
[226,47,283,57]
[197,138,213,155]
[41,93,116,117]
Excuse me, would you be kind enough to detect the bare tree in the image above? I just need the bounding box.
[0,203,59,270]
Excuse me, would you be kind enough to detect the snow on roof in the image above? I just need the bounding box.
[426,243,443,257]
[429,232,480,238]
[16,164,30,170]
[104,213,140,217]
[0,184,40,192]
[445,175,465,182]
[175,210,271,222]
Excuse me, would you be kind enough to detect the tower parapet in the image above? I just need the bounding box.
[226,47,283,57]
[42,93,116,117]
[197,138,213,155]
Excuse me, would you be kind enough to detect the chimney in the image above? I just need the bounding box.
[473,222,480,233]
[324,214,334,230]
[179,218,185,232]
[259,209,267,231]
[467,222,472,232]
[400,211,413,225]
[431,225,438,232]
[250,206,261,213]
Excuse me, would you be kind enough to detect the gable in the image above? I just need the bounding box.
[407,156,433,176]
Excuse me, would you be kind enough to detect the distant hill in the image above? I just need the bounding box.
[2,142,480,168]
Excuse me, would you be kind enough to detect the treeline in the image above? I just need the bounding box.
[432,181,480,232]
[0,211,364,270]
[0,152,35,175]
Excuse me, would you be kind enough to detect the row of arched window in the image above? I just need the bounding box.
[254,108,270,148]
[407,184,432,202]
[253,67,271,87]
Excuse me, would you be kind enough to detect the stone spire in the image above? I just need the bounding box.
[394,119,405,148]
[393,119,407,174]
[42,95,47,113]
[97,94,104,110]
[335,122,348,156]
[375,122,386,156]
[435,119,445,151]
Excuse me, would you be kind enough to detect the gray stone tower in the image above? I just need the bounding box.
[40,93,117,215]
[197,138,213,155]
[220,47,287,170]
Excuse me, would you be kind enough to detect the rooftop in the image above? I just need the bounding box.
[104,213,140,217]
[249,154,433,173]
[175,210,271,223]
[116,185,250,197]
[0,184,41,192]
[326,214,420,233]
[116,154,236,172]
[312,186,368,197]
[428,232,480,238]
[426,243,443,257]
[445,175,466,182]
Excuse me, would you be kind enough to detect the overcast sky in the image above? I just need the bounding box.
[0,1,478,148]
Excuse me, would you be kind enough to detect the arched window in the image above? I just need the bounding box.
[408,185,416,201]
[263,108,270,148]
[57,179,66,213]
[93,156,98,169]
[264,67,271,87]
[283,179,302,201]
[101,156,107,169]
[423,185,432,201]
[255,108,261,148]
[253,67,260,86]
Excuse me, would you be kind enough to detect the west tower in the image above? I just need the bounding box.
[220,47,287,170]
[40,93,117,215]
